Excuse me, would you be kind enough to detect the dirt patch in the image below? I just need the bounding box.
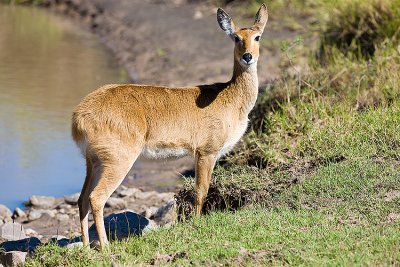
[150,251,188,265]
[236,247,286,265]
[384,190,400,202]
[44,0,283,86]
[175,166,300,218]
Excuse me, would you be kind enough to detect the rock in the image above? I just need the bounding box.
[0,251,27,267]
[89,210,154,241]
[144,220,159,234]
[0,205,12,222]
[144,207,158,219]
[42,209,56,218]
[64,193,80,205]
[0,237,41,252]
[50,236,81,247]
[29,195,56,208]
[118,187,140,198]
[49,235,70,247]
[50,235,67,241]
[135,191,158,200]
[154,200,177,226]
[66,241,83,250]
[112,185,127,197]
[105,197,127,210]
[57,203,72,210]
[157,192,175,202]
[0,222,26,241]
[56,214,70,221]
[58,208,66,214]
[13,208,26,218]
[193,10,203,20]
[71,232,81,238]
[25,229,38,237]
[45,209,56,217]
[28,209,56,221]
[28,210,42,221]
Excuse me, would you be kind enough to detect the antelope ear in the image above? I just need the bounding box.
[217,8,236,41]
[253,4,268,34]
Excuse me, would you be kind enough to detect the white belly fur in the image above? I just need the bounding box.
[141,146,190,159]
[218,119,249,158]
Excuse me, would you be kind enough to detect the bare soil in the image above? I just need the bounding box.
[48,0,286,86]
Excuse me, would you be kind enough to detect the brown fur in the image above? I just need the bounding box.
[72,4,268,249]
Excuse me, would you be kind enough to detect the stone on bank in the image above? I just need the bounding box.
[0,251,27,267]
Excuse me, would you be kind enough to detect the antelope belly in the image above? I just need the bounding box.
[141,146,190,159]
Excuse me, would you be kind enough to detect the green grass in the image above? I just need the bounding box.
[228,42,400,170]
[27,159,400,266]
[320,0,400,58]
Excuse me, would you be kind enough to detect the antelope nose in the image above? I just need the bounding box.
[242,53,252,63]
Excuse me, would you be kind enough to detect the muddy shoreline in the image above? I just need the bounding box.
[40,0,280,85]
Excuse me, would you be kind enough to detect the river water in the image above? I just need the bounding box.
[0,5,128,209]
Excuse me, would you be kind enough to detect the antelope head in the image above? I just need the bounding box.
[217,4,268,68]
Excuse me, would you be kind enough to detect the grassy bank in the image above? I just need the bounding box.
[27,158,400,266]
[26,0,400,265]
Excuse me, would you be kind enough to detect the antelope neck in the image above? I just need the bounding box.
[228,59,259,115]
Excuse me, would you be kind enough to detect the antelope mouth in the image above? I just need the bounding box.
[240,59,257,66]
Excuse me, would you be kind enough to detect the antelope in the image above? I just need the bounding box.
[72,4,268,249]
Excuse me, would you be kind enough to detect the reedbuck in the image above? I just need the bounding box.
[72,4,268,249]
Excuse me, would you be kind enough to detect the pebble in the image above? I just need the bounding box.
[135,191,158,200]
[25,228,38,237]
[113,185,128,197]
[51,235,67,240]
[0,222,26,241]
[105,197,127,210]
[0,205,12,222]
[67,209,78,215]
[66,241,83,250]
[28,209,56,221]
[64,193,80,205]
[58,208,66,214]
[13,208,26,218]
[193,10,203,20]
[157,192,175,202]
[56,214,70,221]
[144,207,158,219]
[42,210,56,218]
[119,187,140,198]
[0,251,27,267]
[29,195,56,208]
[154,199,177,226]
[57,203,72,210]
[28,210,42,221]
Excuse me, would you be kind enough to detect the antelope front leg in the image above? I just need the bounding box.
[194,153,217,215]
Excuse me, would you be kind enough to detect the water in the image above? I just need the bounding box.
[0,5,127,209]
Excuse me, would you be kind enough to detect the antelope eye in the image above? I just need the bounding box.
[234,36,241,43]
[255,36,261,41]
